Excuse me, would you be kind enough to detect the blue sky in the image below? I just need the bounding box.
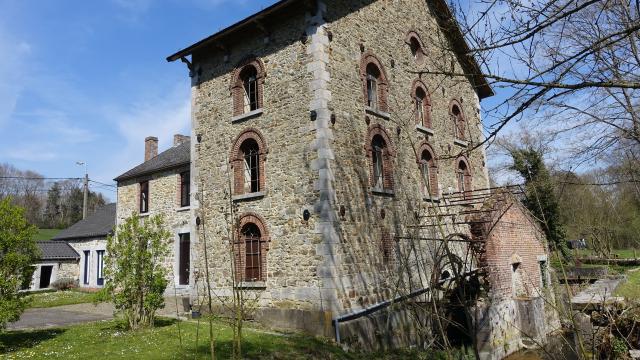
[0,0,280,200]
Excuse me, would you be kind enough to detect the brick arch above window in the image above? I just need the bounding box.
[411,79,432,128]
[230,128,268,196]
[230,57,267,117]
[416,141,439,197]
[360,51,390,113]
[405,31,426,64]
[236,212,271,243]
[449,99,466,140]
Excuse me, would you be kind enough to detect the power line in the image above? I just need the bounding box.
[89,179,117,188]
[0,176,81,181]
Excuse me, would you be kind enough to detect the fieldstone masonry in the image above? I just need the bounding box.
[159,0,559,352]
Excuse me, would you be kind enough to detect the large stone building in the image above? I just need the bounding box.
[161,0,557,356]
[114,135,193,296]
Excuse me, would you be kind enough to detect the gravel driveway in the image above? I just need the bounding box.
[7,303,115,331]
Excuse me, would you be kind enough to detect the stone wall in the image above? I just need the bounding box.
[188,0,492,341]
[116,165,192,295]
[319,0,491,313]
[67,238,107,288]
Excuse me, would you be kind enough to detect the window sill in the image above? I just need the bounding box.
[371,188,395,197]
[365,106,390,120]
[236,281,266,289]
[176,206,191,212]
[423,196,440,203]
[232,191,265,202]
[415,125,434,135]
[231,108,263,123]
[453,139,468,147]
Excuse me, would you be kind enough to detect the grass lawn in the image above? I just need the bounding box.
[0,318,427,359]
[574,248,640,259]
[614,268,640,299]
[34,229,60,241]
[25,290,99,309]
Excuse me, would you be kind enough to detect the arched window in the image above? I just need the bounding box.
[240,66,258,113]
[230,129,267,196]
[417,142,438,198]
[405,31,425,64]
[413,80,432,128]
[231,58,266,117]
[456,157,472,197]
[366,125,395,192]
[240,139,260,193]
[372,135,385,189]
[360,52,389,112]
[235,213,269,283]
[242,223,262,281]
[450,100,466,140]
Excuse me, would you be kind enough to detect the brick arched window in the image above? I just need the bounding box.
[365,124,395,191]
[412,80,432,128]
[405,31,425,64]
[360,52,389,112]
[456,157,472,198]
[234,213,270,282]
[230,128,267,196]
[450,100,466,140]
[416,142,438,197]
[231,58,266,116]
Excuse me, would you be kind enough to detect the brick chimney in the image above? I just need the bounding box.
[145,136,158,161]
[173,134,190,147]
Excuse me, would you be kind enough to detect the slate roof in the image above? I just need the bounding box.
[114,141,190,182]
[52,203,116,241]
[37,241,80,261]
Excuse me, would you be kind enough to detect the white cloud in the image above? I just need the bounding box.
[96,83,191,183]
[5,144,58,162]
[0,28,31,128]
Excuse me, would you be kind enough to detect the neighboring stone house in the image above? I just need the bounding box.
[26,241,79,291]
[114,135,192,296]
[163,0,557,355]
[52,203,115,289]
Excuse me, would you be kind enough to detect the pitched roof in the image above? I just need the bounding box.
[114,141,190,182]
[166,0,493,99]
[37,241,80,261]
[52,203,116,241]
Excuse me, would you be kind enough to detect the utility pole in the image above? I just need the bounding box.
[77,161,88,220]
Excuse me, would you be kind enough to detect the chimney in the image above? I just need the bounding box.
[145,136,158,161]
[173,134,190,147]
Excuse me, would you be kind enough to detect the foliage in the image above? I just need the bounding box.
[104,214,170,330]
[0,197,39,330]
[508,147,569,257]
[25,290,99,309]
[50,278,78,291]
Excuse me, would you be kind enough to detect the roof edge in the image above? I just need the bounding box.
[167,0,298,62]
[114,161,191,182]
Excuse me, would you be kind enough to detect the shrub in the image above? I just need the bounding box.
[51,278,78,291]
[104,214,170,330]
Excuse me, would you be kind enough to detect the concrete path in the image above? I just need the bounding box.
[571,276,626,311]
[7,303,115,331]
[7,298,188,331]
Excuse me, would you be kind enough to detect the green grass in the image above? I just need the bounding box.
[0,318,431,359]
[573,248,640,259]
[34,229,60,241]
[614,268,640,299]
[25,290,99,309]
